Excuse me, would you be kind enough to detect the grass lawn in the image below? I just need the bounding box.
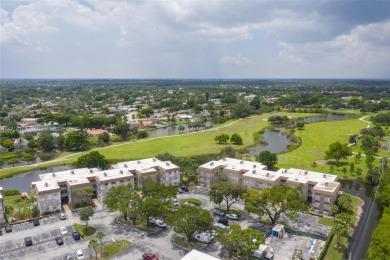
[100,240,133,259]
[74,223,96,238]
[277,117,369,178]
[179,198,202,206]
[4,192,37,221]
[0,152,18,160]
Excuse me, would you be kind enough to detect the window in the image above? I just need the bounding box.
[120,180,124,183]
[105,183,108,186]
[111,182,115,185]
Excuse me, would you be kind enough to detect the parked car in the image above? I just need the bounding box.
[5,225,12,233]
[226,213,238,220]
[170,208,178,213]
[213,209,225,216]
[59,226,68,235]
[213,223,228,229]
[55,236,64,245]
[155,219,167,228]
[173,201,180,206]
[177,188,183,194]
[75,250,85,260]
[218,217,229,226]
[59,213,67,220]
[183,201,196,207]
[148,217,156,224]
[195,233,213,244]
[33,218,40,226]
[72,231,81,240]
[181,186,189,192]
[142,253,159,260]
[24,236,33,246]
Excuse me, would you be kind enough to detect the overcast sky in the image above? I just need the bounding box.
[1,0,390,79]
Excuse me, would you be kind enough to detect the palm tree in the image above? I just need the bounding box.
[96,231,105,255]
[88,239,99,260]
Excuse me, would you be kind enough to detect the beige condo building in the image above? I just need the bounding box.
[198,158,340,215]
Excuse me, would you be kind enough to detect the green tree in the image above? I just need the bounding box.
[356,168,363,179]
[98,132,110,144]
[336,194,353,214]
[75,151,109,169]
[324,141,352,166]
[70,185,94,206]
[142,179,177,201]
[22,153,35,164]
[257,150,278,169]
[215,133,230,144]
[230,133,243,145]
[361,135,379,153]
[96,231,105,255]
[64,131,88,151]
[334,223,348,247]
[349,162,355,175]
[342,167,347,177]
[105,183,141,224]
[1,138,14,151]
[7,157,20,166]
[0,159,4,168]
[311,161,317,171]
[231,98,251,118]
[209,182,247,211]
[178,125,185,133]
[140,197,166,227]
[244,185,306,225]
[37,132,56,152]
[113,123,130,140]
[166,207,213,242]
[367,207,390,260]
[79,206,94,230]
[217,224,265,257]
[137,130,148,139]
[88,239,99,260]
[139,107,154,117]
[295,121,304,130]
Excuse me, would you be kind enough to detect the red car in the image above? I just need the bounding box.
[142,253,159,260]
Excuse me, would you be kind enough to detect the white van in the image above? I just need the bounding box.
[195,233,213,244]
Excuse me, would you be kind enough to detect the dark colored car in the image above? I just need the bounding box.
[55,236,64,245]
[33,218,40,226]
[142,253,159,260]
[72,231,81,240]
[24,237,33,246]
[5,225,12,233]
[218,217,229,226]
[180,186,189,192]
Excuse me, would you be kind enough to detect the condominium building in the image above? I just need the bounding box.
[0,187,5,224]
[112,158,181,187]
[32,158,179,214]
[197,158,340,215]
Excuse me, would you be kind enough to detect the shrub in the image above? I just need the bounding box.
[4,190,21,196]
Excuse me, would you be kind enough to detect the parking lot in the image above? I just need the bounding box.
[0,187,331,259]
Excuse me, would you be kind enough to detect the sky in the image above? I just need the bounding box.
[1,0,390,79]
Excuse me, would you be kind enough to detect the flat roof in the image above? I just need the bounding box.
[313,181,340,193]
[113,158,179,172]
[198,158,267,171]
[242,169,280,182]
[180,250,220,260]
[32,180,60,193]
[277,168,338,183]
[95,169,133,182]
[39,168,100,182]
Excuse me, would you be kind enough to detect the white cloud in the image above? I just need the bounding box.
[219,53,254,66]
[1,0,390,78]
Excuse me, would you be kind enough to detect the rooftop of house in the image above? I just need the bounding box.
[86,129,107,136]
[95,169,134,182]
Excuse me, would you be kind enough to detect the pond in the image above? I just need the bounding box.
[0,165,73,192]
[248,130,289,155]
[148,121,213,136]
[0,152,59,169]
[339,180,380,260]
[303,113,351,123]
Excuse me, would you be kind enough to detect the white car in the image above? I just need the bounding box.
[213,223,228,229]
[59,226,68,235]
[59,213,67,220]
[226,214,238,220]
[75,250,85,260]
[148,217,156,224]
[155,219,167,228]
